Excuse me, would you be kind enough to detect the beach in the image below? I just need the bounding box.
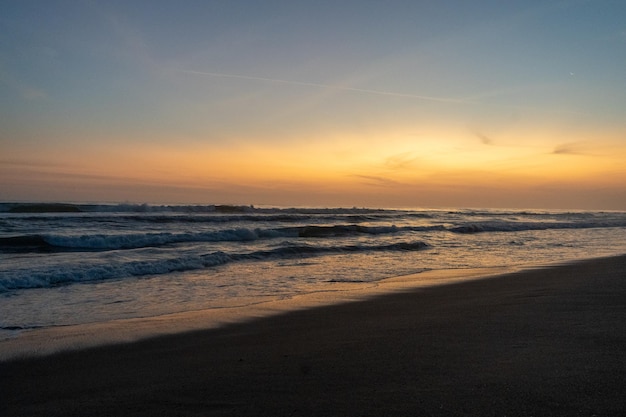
[4,1,626,415]
[2,254,625,416]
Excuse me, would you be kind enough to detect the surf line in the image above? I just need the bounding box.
[178,69,468,104]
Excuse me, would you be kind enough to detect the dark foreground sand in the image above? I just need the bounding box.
[2,256,626,416]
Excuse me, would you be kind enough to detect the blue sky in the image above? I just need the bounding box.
[1,1,625,208]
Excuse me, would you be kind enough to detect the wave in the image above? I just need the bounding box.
[0,235,52,251]
[0,252,232,292]
[0,240,429,291]
[281,224,401,237]
[443,209,615,218]
[3,217,624,253]
[232,241,429,261]
[0,224,439,253]
[2,203,623,222]
[0,230,272,252]
[3,213,397,226]
[448,220,626,234]
[0,202,394,215]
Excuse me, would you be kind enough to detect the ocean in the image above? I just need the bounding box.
[2,202,626,343]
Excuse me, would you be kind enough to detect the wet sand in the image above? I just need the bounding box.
[2,255,625,416]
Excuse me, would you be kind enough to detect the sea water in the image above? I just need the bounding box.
[1,203,626,341]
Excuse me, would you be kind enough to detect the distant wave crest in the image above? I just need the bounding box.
[2,216,624,253]
[448,219,626,234]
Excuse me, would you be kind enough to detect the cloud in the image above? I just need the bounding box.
[384,152,419,170]
[473,131,494,145]
[178,69,467,103]
[552,142,589,155]
[0,68,48,101]
[21,87,48,101]
[0,158,60,168]
[351,174,403,187]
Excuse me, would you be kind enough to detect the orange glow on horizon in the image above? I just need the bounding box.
[3,123,625,209]
[6,128,625,187]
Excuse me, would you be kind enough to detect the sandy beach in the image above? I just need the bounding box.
[2,255,625,416]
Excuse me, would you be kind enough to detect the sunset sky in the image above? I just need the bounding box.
[1,1,625,209]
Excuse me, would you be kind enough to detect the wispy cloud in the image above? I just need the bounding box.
[552,142,591,155]
[384,152,420,170]
[0,158,60,168]
[0,68,48,101]
[20,87,48,101]
[178,69,468,103]
[351,174,403,187]
[473,131,494,145]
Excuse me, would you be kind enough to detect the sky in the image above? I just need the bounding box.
[1,0,625,209]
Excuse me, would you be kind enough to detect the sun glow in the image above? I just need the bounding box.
[8,125,622,194]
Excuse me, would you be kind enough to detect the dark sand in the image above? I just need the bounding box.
[2,255,625,416]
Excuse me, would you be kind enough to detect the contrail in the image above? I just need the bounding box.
[179,69,467,104]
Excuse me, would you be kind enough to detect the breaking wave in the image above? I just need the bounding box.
[0,240,429,291]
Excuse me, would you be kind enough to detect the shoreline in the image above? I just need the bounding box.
[2,254,625,416]
[0,264,515,361]
[0,254,620,361]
